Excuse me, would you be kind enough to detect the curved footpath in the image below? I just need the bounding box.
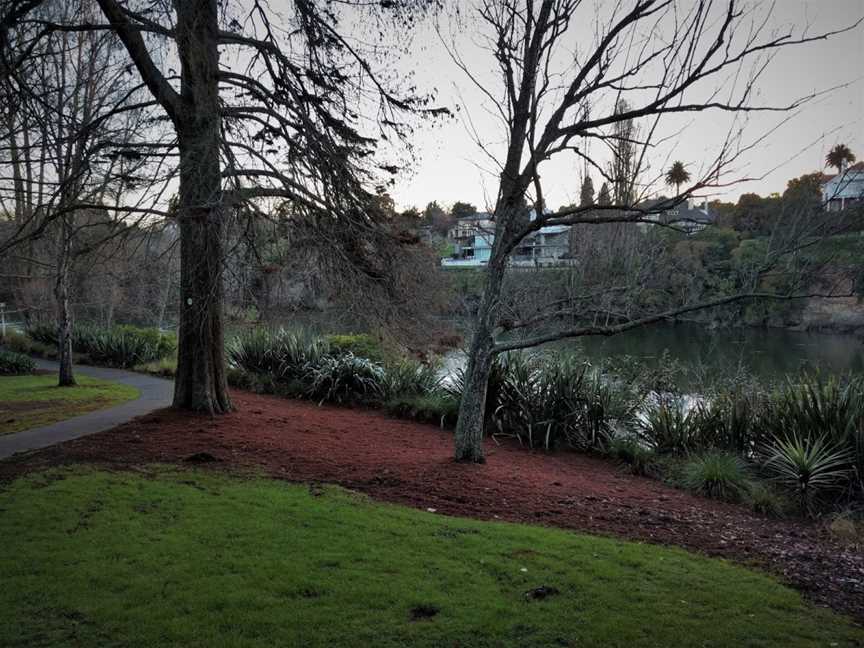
[0,358,173,460]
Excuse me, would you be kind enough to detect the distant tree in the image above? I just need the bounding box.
[607,100,639,205]
[597,183,611,206]
[451,201,478,219]
[424,201,452,235]
[719,193,783,236]
[1,0,151,387]
[579,176,595,207]
[709,199,737,228]
[783,173,824,211]
[826,144,856,174]
[371,193,396,218]
[400,206,422,220]
[665,161,691,196]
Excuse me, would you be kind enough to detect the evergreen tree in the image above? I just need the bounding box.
[597,182,611,206]
[579,176,595,207]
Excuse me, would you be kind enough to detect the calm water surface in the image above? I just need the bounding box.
[562,323,864,382]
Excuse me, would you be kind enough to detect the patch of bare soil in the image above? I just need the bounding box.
[1,390,862,624]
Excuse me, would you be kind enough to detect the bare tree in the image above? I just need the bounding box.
[6,0,444,412]
[1,0,153,385]
[443,0,860,462]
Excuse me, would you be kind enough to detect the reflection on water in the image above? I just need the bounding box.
[561,323,864,381]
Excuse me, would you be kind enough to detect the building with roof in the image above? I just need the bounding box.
[441,210,571,267]
[822,162,864,212]
[637,197,715,234]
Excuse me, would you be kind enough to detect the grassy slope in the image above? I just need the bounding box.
[0,375,139,435]
[0,468,861,647]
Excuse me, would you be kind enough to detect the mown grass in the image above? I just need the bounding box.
[0,375,139,435]
[0,467,861,647]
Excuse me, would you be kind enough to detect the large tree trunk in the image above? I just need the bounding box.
[171,0,231,414]
[54,217,75,386]
[453,238,509,463]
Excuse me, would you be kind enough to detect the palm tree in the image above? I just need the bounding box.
[825,144,856,175]
[665,161,690,195]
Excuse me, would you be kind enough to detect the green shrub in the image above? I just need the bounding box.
[25,322,175,368]
[576,370,641,449]
[227,367,260,391]
[381,360,441,400]
[0,350,36,375]
[681,452,750,501]
[449,354,636,451]
[763,375,864,492]
[134,357,177,378]
[226,328,283,376]
[324,333,387,363]
[603,349,684,394]
[606,436,657,476]
[695,391,767,457]
[25,323,56,346]
[227,328,329,380]
[638,398,702,454]
[305,353,386,405]
[385,392,460,427]
[766,374,863,443]
[762,434,853,515]
[743,481,790,518]
[2,331,33,355]
[29,341,57,360]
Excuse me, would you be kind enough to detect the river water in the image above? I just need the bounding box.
[562,323,864,383]
[444,323,864,388]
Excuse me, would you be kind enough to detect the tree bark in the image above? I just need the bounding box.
[54,216,75,386]
[453,214,512,462]
[171,0,231,414]
[452,288,498,463]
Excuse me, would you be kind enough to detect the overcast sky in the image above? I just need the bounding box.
[385,1,864,212]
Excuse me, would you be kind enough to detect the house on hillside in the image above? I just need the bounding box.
[822,162,864,212]
[639,197,715,234]
[442,213,495,267]
[441,209,570,267]
[511,223,570,265]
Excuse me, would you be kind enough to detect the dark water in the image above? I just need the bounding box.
[558,323,864,382]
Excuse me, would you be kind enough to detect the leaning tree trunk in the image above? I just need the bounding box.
[171,0,231,414]
[453,248,508,463]
[54,216,75,386]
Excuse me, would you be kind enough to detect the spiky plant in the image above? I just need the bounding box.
[305,353,386,405]
[638,398,702,455]
[681,452,750,501]
[381,360,441,400]
[763,434,852,515]
[606,436,656,476]
[764,375,864,492]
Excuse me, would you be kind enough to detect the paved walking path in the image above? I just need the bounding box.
[0,359,173,460]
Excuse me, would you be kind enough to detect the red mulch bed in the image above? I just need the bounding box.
[1,390,863,624]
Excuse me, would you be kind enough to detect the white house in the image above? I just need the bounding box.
[822,162,864,212]
[441,209,571,268]
[443,213,495,267]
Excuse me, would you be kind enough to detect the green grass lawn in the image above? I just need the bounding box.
[1,467,861,647]
[0,374,139,435]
